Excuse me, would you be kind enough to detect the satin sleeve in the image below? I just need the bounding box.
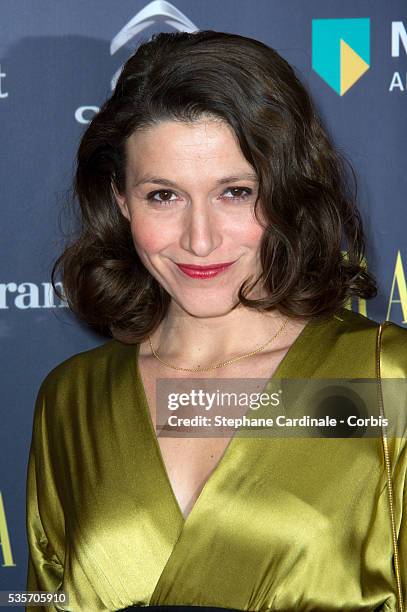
[26,381,65,611]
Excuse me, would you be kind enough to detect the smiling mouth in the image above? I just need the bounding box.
[175,261,236,279]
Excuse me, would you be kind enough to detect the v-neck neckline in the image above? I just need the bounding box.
[134,313,333,526]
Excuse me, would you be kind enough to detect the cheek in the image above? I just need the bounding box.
[247,224,264,246]
[230,216,265,248]
[129,216,170,255]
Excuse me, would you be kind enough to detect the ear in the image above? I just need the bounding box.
[111,180,130,222]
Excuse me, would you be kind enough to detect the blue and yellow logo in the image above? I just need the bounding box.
[312,18,370,95]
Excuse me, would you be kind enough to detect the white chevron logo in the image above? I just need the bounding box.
[110,0,199,89]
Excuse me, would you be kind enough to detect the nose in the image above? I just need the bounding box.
[179,200,222,257]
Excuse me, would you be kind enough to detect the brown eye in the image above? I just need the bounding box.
[146,190,177,203]
[221,187,252,201]
[231,188,247,197]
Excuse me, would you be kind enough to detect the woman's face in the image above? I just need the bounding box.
[115,118,266,317]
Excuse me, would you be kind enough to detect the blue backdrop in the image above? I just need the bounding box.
[1,1,406,608]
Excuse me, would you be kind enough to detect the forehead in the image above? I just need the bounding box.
[125,119,254,177]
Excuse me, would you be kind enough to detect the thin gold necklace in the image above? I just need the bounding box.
[148,317,290,373]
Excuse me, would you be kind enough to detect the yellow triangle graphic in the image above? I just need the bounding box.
[340,38,369,96]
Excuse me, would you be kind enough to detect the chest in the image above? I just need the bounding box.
[139,354,290,519]
[141,374,233,518]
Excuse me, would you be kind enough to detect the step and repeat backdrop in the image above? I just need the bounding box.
[0,0,406,608]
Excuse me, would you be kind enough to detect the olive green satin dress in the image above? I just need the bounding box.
[26,307,407,611]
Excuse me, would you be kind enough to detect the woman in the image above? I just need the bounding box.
[26,30,406,611]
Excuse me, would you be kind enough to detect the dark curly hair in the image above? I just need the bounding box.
[52,30,377,343]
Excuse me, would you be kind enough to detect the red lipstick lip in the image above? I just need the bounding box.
[176,261,236,271]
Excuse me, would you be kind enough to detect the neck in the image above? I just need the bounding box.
[142,302,296,367]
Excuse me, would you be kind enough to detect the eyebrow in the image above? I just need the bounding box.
[132,172,258,189]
